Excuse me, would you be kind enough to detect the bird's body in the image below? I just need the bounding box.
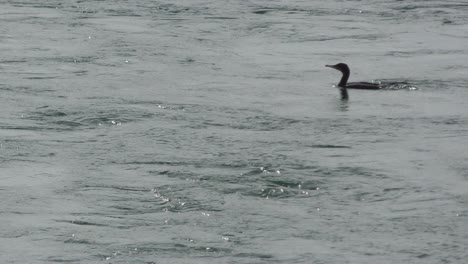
[345,82,380,90]
[326,63,380,99]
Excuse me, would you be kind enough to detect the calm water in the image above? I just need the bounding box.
[1,1,467,263]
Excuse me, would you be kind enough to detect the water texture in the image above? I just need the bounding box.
[1,1,467,263]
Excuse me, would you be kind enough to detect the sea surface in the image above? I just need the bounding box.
[1,1,467,263]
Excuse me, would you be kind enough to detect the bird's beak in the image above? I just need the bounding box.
[325,64,336,69]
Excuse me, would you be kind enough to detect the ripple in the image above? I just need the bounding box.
[377,80,418,90]
[55,219,106,227]
[21,104,155,131]
[308,144,351,149]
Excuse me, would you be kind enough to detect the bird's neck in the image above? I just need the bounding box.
[338,71,349,88]
[338,71,349,100]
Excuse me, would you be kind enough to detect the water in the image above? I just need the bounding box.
[1,1,467,263]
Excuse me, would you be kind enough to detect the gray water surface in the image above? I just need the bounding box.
[1,1,467,263]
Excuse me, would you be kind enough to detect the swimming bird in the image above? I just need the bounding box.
[326,63,380,100]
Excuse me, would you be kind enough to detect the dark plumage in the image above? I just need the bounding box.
[326,63,380,100]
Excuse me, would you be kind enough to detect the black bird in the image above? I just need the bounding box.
[326,63,380,100]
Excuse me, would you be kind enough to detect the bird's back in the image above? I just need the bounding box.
[346,82,381,90]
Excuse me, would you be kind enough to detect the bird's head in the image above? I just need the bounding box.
[325,63,350,74]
